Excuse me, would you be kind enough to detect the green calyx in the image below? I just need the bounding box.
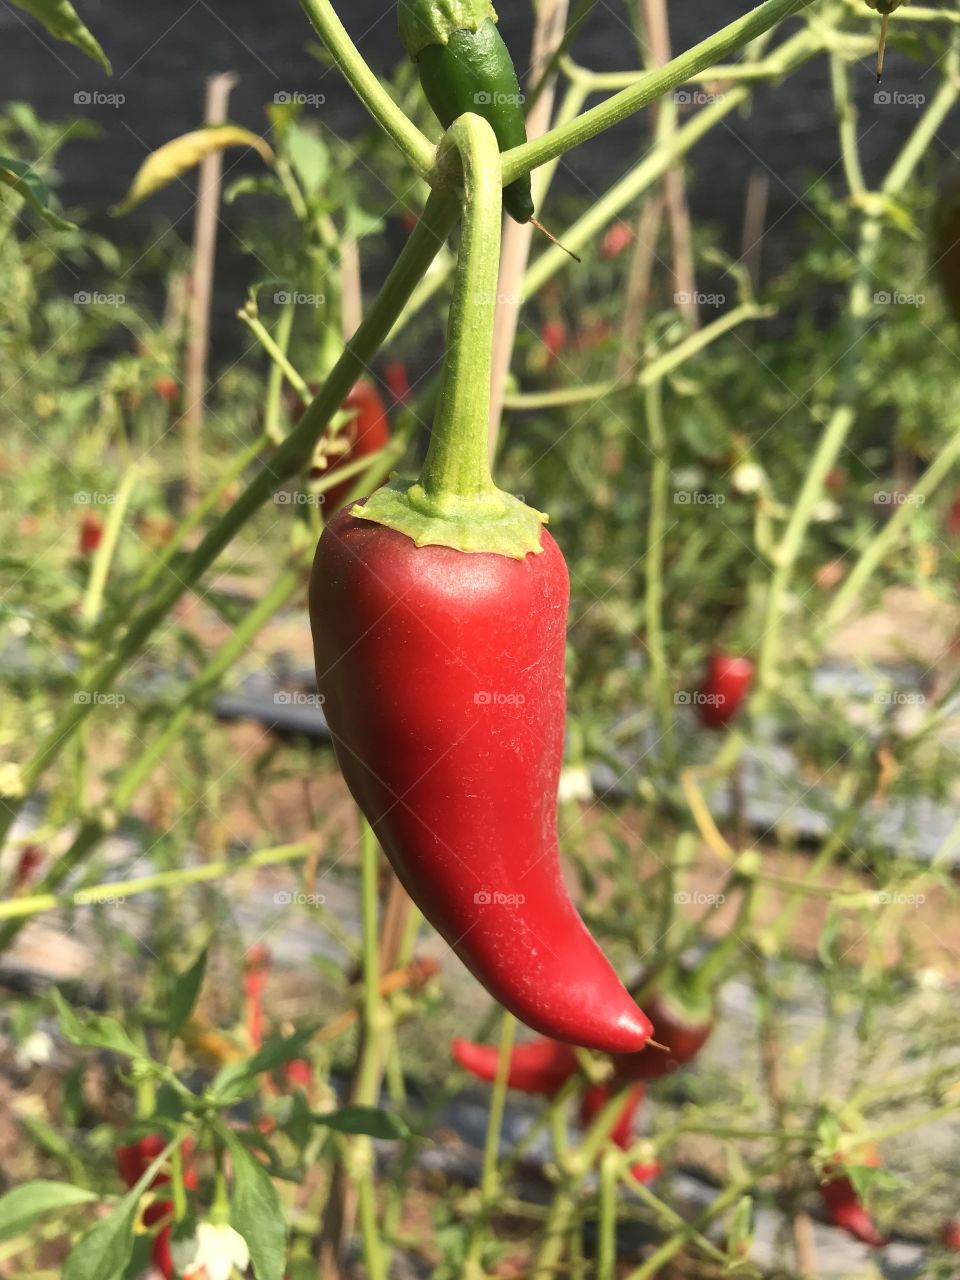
[865,0,903,12]
[398,0,498,60]
[353,479,547,558]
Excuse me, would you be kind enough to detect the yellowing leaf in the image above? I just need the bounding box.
[112,126,275,215]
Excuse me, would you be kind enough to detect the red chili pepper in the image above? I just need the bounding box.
[153,376,179,404]
[116,1134,198,1280]
[579,1083,661,1183]
[819,1148,888,1248]
[947,492,960,539]
[940,1219,960,1250]
[612,988,714,1082]
[540,319,567,367]
[311,513,652,1053]
[302,380,391,512]
[384,359,412,406]
[600,223,634,259]
[452,1036,579,1095]
[695,653,754,730]
[13,843,44,888]
[79,515,103,555]
[243,942,271,1051]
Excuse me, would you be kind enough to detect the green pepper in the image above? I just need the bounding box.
[399,0,534,224]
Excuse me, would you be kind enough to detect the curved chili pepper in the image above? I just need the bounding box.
[79,514,103,555]
[695,653,754,730]
[940,1220,960,1250]
[399,0,534,224]
[452,1035,579,1094]
[310,511,652,1053]
[116,1134,198,1280]
[819,1148,889,1248]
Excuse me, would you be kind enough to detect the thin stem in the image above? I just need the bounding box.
[596,1152,618,1280]
[501,0,811,186]
[482,1012,516,1196]
[296,0,435,177]
[81,465,140,628]
[643,380,674,759]
[237,305,310,400]
[420,116,503,502]
[0,190,458,853]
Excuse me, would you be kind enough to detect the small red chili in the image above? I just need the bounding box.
[384,359,412,406]
[79,515,103,555]
[819,1147,889,1248]
[153,376,179,404]
[612,988,714,1082]
[600,223,634,259]
[579,1082,661,1183]
[940,1219,960,1250]
[452,1036,579,1095]
[540,319,568,368]
[695,653,755,730]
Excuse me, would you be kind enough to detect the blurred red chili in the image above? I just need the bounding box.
[696,653,754,730]
[13,843,44,888]
[116,1134,198,1280]
[153,376,179,404]
[947,492,960,538]
[540,319,567,367]
[819,1148,888,1248]
[940,1219,960,1249]
[612,987,714,1082]
[579,1082,661,1183]
[243,942,271,1051]
[301,380,391,512]
[601,223,634,259]
[452,1036,578,1095]
[79,515,103,555]
[384,359,411,406]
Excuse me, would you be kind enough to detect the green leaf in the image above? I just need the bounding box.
[0,156,76,231]
[51,989,145,1061]
[0,1182,97,1241]
[167,948,208,1038]
[286,125,328,198]
[220,1128,286,1280]
[8,0,110,71]
[212,1025,318,1103]
[313,1105,410,1140]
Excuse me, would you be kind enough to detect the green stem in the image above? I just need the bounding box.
[0,841,313,924]
[420,119,502,504]
[596,1152,618,1280]
[0,190,458,853]
[264,302,295,443]
[81,466,140,628]
[482,1012,516,1196]
[643,380,674,759]
[238,304,310,401]
[501,0,811,186]
[296,0,435,177]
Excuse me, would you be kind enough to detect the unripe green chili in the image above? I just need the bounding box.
[398,0,534,223]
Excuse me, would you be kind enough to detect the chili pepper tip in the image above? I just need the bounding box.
[646,1037,670,1053]
[530,217,581,263]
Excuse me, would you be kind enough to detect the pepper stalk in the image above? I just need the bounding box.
[355,113,547,558]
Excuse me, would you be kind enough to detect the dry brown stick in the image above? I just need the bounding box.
[615,191,665,379]
[487,0,571,464]
[641,0,698,328]
[183,72,237,509]
[339,237,363,343]
[740,169,770,294]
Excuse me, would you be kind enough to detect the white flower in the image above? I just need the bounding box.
[558,765,593,804]
[810,499,841,523]
[671,466,705,491]
[731,462,764,494]
[184,1223,250,1280]
[16,1030,53,1069]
